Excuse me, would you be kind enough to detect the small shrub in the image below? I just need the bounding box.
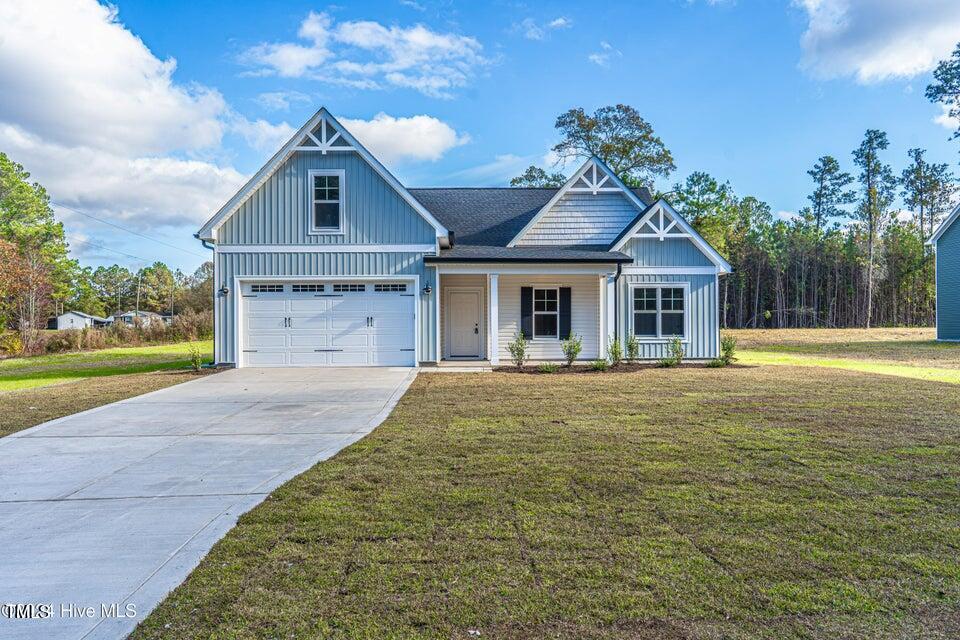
[706,358,725,368]
[508,331,528,368]
[657,337,685,368]
[188,343,204,371]
[561,333,582,366]
[626,334,640,361]
[590,358,609,371]
[720,334,737,365]
[608,335,623,366]
[537,362,559,373]
[0,332,23,356]
[45,329,82,353]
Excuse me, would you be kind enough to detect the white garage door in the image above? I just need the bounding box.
[241,281,416,367]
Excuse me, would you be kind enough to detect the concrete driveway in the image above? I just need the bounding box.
[0,367,417,640]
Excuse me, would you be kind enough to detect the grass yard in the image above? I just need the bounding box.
[134,331,960,639]
[0,340,213,391]
[731,328,960,385]
[0,340,214,437]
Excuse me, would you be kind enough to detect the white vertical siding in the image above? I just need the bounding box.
[517,192,639,246]
[617,273,719,360]
[496,275,600,361]
[218,152,436,245]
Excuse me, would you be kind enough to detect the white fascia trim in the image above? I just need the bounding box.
[198,107,448,242]
[928,202,960,245]
[216,244,436,254]
[622,266,720,275]
[434,263,618,275]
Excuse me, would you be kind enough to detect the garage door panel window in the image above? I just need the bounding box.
[631,285,687,340]
[252,284,284,293]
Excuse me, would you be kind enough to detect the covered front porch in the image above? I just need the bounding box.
[433,264,620,365]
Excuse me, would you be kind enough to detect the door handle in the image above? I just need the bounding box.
[288,317,292,328]
[474,323,479,334]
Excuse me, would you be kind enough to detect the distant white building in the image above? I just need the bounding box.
[56,311,109,330]
[107,310,164,327]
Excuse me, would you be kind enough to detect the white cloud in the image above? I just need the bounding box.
[776,210,799,222]
[794,0,960,83]
[340,113,469,165]
[1,123,244,230]
[588,41,621,67]
[514,16,572,41]
[240,12,490,98]
[254,91,312,111]
[0,0,299,232]
[934,103,960,131]
[399,0,425,11]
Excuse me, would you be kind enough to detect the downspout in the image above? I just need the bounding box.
[195,233,217,368]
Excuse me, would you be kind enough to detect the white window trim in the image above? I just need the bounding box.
[307,169,345,235]
[628,282,690,343]
[532,286,560,340]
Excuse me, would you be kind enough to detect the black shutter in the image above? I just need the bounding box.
[559,287,572,339]
[520,287,533,338]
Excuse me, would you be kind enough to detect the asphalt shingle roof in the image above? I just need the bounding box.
[409,186,654,263]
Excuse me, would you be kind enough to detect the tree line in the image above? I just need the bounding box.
[0,151,211,351]
[513,44,960,329]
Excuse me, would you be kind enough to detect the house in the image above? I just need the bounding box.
[108,310,164,327]
[56,311,108,330]
[928,203,960,341]
[196,108,730,368]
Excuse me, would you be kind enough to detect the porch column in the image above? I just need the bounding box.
[598,275,607,358]
[487,273,499,364]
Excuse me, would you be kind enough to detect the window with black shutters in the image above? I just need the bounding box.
[533,288,559,338]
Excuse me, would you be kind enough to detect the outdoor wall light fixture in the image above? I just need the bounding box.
[219,285,230,296]
[422,284,433,295]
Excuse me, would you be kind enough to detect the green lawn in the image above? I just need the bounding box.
[134,331,960,640]
[0,340,213,391]
[730,327,960,384]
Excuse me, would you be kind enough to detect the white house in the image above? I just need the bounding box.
[56,311,108,330]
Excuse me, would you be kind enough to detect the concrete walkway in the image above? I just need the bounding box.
[0,367,417,640]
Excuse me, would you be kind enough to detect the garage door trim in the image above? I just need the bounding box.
[233,274,419,367]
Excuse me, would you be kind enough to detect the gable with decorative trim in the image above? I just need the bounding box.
[510,158,645,247]
[197,108,448,243]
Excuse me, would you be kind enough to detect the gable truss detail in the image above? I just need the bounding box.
[631,207,690,241]
[568,161,620,194]
[293,116,355,154]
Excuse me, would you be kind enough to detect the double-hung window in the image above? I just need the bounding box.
[309,169,344,233]
[533,288,559,338]
[632,285,687,339]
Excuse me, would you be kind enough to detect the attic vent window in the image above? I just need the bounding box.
[251,284,284,293]
[309,169,344,234]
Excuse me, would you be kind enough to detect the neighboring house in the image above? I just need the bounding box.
[196,108,730,368]
[108,310,164,327]
[928,203,960,341]
[56,311,108,330]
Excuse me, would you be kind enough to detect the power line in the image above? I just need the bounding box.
[53,201,207,259]
[68,236,152,265]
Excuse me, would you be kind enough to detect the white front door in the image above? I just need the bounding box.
[448,290,481,358]
[241,281,416,367]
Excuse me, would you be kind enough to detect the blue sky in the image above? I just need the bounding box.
[1,0,958,273]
